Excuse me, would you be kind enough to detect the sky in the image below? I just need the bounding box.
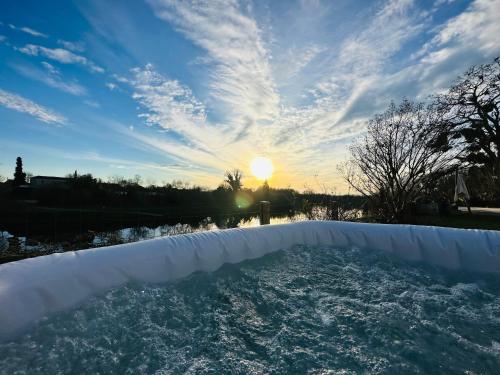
[0,0,499,192]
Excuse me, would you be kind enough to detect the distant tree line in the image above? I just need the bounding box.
[0,162,364,219]
[340,57,500,222]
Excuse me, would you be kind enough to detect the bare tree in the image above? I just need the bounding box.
[302,199,360,222]
[339,100,457,222]
[108,175,126,186]
[434,57,500,175]
[132,174,142,186]
[169,180,190,189]
[224,169,243,191]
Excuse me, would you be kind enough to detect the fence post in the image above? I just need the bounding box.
[259,201,270,225]
[330,200,339,221]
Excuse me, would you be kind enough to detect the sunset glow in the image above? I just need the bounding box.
[250,157,273,181]
[0,0,498,192]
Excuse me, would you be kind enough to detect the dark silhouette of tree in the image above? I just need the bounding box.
[224,169,243,191]
[108,175,127,186]
[262,180,270,198]
[339,100,457,222]
[434,57,500,175]
[133,174,142,186]
[13,157,26,186]
[73,173,97,188]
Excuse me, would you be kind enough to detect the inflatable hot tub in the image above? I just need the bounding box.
[0,221,499,340]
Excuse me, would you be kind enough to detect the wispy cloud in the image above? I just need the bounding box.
[41,61,58,75]
[0,138,212,183]
[8,24,48,38]
[4,0,498,190]
[0,88,66,124]
[17,44,104,73]
[430,0,500,52]
[132,64,206,132]
[246,0,422,184]
[148,0,279,138]
[57,39,85,52]
[134,0,429,188]
[307,0,421,120]
[127,64,231,169]
[84,99,100,108]
[20,27,48,38]
[105,82,117,91]
[282,0,500,187]
[12,62,87,96]
[272,44,325,85]
[365,0,500,102]
[86,0,500,189]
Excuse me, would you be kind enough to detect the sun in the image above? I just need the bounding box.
[250,157,273,181]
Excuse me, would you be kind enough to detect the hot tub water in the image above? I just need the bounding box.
[0,244,499,374]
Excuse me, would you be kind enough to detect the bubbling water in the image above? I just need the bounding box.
[1,245,499,374]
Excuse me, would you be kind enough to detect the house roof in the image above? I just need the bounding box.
[31,176,68,181]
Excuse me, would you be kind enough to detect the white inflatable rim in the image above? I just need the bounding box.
[0,220,499,340]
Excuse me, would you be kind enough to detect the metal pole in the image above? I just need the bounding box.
[259,201,270,225]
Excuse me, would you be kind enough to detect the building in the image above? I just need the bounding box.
[30,176,69,188]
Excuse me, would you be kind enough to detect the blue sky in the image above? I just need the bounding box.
[0,0,499,191]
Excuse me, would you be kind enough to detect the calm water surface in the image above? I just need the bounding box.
[0,213,307,256]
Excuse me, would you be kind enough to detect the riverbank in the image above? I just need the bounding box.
[2,204,499,265]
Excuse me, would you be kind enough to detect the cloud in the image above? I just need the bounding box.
[84,99,100,108]
[104,0,497,190]
[0,35,6,43]
[132,64,206,131]
[112,74,130,84]
[125,62,354,190]
[17,44,104,73]
[431,0,500,51]
[8,24,48,38]
[41,61,59,75]
[0,88,66,124]
[133,0,431,189]
[258,0,423,164]
[11,0,493,191]
[105,82,117,90]
[361,0,500,106]
[128,64,231,166]
[20,27,48,38]
[272,44,325,84]
[307,0,420,110]
[336,0,419,75]
[295,0,500,168]
[424,0,500,62]
[12,62,87,96]
[0,138,211,183]
[148,0,279,137]
[57,39,85,52]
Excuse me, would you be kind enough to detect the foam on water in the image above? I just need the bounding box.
[1,245,499,374]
